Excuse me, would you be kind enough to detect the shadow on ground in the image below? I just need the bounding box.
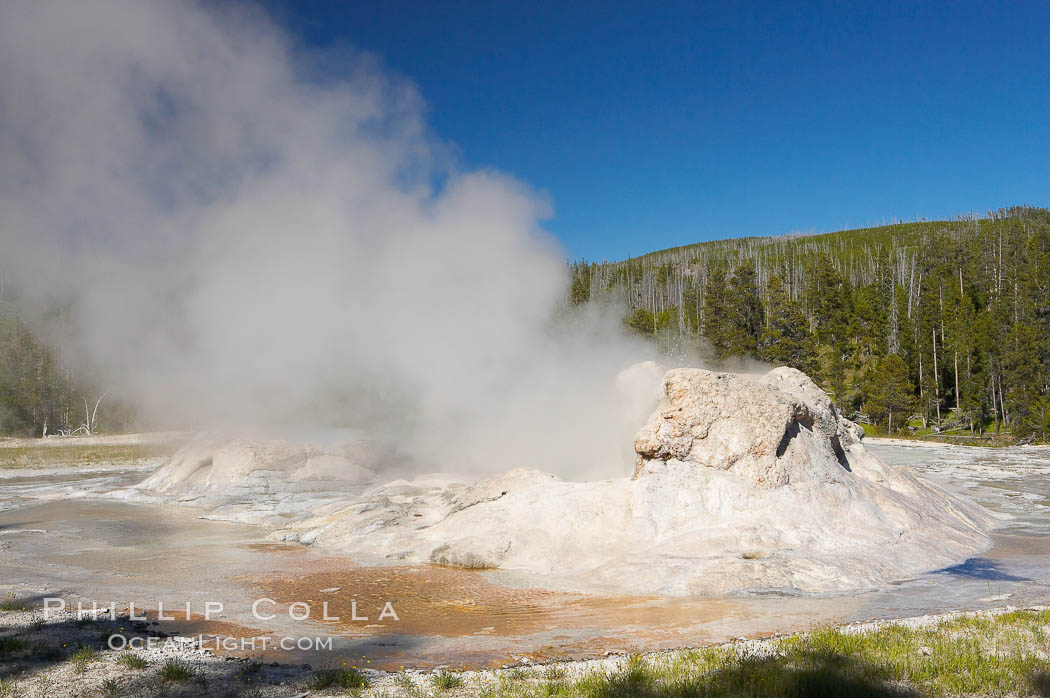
[0,602,432,697]
[934,557,1031,582]
[1031,668,1050,697]
[1,613,114,679]
[577,650,920,698]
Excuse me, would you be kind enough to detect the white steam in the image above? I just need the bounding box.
[0,0,657,477]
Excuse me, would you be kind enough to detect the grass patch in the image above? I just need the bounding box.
[70,644,97,673]
[861,424,1024,447]
[432,668,465,690]
[158,658,203,683]
[0,442,174,469]
[394,671,433,697]
[483,610,1050,697]
[0,595,31,612]
[115,651,149,669]
[306,666,370,690]
[0,677,13,698]
[505,666,530,682]
[99,677,122,696]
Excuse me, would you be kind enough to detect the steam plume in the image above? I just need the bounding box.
[0,0,656,477]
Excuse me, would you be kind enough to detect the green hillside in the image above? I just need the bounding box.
[3,206,1048,442]
[571,206,1050,441]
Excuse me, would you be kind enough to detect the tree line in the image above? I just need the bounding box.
[571,206,1050,441]
[0,297,133,437]
[3,206,1047,441]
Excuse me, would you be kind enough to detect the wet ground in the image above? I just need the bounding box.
[1,440,1048,670]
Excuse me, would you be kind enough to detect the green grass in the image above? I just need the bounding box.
[0,595,31,612]
[432,668,465,690]
[0,442,174,469]
[99,677,122,696]
[505,667,530,682]
[115,651,149,669]
[0,676,13,698]
[861,423,1028,447]
[479,610,1050,697]
[393,671,433,697]
[158,658,203,683]
[70,644,97,673]
[306,666,370,690]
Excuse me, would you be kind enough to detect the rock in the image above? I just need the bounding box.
[430,537,513,569]
[139,432,375,492]
[632,366,862,485]
[277,365,998,596]
[129,431,376,524]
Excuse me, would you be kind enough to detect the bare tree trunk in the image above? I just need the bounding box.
[998,374,1008,426]
[90,392,108,434]
[888,294,899,354]
[990,373,1000,433]
[998,230,1003,295]
[918,351,927,429]
[932,327,941,425]
[954,351,961,411]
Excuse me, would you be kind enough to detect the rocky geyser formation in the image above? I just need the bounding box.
[634,367,867,486]
[265,366,996,596]
[122,432,377,524]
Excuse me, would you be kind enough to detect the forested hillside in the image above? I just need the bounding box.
[4,206,1049,441]
[0,296,131,437]
[571,206,1050,441]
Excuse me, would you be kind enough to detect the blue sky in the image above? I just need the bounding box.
[262,0,1050,260]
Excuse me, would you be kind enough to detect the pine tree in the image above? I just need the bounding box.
[761,274,814,372]
[804,255,851,347]
[569,263,591,305]
[866,354,915,434]
[723,260,763,357]
[625,307,656,336]
[702,267,732,357]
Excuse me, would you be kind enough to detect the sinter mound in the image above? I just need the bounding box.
[267,366,995,595]
[124,431,376,524]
